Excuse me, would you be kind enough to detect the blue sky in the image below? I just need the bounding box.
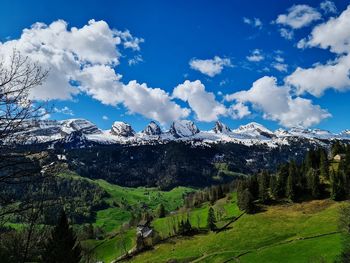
[0,0,349,132]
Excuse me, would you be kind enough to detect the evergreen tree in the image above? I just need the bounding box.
[157,203,166,218]
[307,169,320,199]
[258,170,269,203]
[207,207,216,231]
[42,210,82,263]
[240,188,255,214]
[286,174,297,202]
[320,149,329,179]
[275,164,289,198]
[330,169,345,201]
[269,175,278,199]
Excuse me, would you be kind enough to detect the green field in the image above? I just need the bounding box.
[60,173,344,263]
[73,175,194,262]
[131,199,343,263]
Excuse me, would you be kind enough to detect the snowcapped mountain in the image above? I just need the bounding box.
[142,121,162,136]
[232,122,275,139]
[169,120,200,138]
[6,118,350,148]
[111,121,135,137]
[213,121,231,134]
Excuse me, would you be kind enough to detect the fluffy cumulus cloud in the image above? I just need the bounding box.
[189,56,232,77]
[275,5,321,29]
[246,49,264,62]
[173,80,227,122]
[0,19,191,124]
[122,81,190,124]
[243,17,263,29]
[225,76,331,128]
[228,102,251,119]
[288,5,350,97]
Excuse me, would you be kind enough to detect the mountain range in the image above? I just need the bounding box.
[13,118,350,148]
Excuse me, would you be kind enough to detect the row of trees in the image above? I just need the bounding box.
[237,144,350,214]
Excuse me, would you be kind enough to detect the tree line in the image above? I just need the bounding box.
[237,142,350,214]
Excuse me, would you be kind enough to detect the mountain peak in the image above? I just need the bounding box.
[111,121,135,137]
[213,121,231,134]
[169,120,200,138]
[142,121,162,136]
[233,122,274,138]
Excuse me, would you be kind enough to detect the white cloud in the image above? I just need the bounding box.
[0,19,193,124]
[286,54,350,97]
[225,76,330,128]
[228,102,251,119]
[272,62,288,72]
[102,115,109,120]
[243,17,263,29]
[274,55,285,63]
[122,81,190,124]
[298,5,350,54]
[54,106,74,116]
[246,49,264,62]
[279,28,294,40]
[173,80,227,122]
[0,19,143,101]
[275,5,321,29]
[320,0,337,14]
[128,55,143,66]
[189,56,232,77]
[288,6,350,97]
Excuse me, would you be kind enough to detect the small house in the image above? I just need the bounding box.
[136,219,155,251]
[334,154,346,161]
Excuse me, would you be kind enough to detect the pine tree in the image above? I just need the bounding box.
[286,174,297,202]
[42,210,82,263]
[320,149,329,179]
[157,203,166,218]
[307,169,320,199]
[207,207,216,231]
[240,188,255,214]
[258,170,269,203]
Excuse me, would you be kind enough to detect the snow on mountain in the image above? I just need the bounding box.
[13,119,101,143]
[213,121,231,134]
[233,122,275,139]
[142,121,162,136]
[110,122,136,137]
[169,120,200,138]
[6,118,350,148]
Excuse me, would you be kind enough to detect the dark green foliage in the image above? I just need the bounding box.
[320,150,329,179]
[332,141,344,158]
[330,169,346,201]
[207,207,216,231]
[42,210,82,263]
[157,203,166,218]
[306,169,320,199]
[258,170,270,203]
[178,217,193,235]
[240,188,255,214]
[286,173,297,202]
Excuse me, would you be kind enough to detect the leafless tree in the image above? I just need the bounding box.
[0,50,58,261]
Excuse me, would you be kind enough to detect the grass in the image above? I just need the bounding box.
[93,179,194,233]
[81,229,136,263]
[131,199,343,263]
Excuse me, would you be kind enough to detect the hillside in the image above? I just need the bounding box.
[130,198,342,263]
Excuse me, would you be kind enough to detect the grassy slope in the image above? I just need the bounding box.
[93,179,194,233]
[65,174,194,262]
[131,199,342,263]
